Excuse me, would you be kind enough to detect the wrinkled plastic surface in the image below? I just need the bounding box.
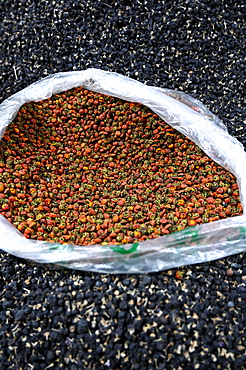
[0,69,246,273]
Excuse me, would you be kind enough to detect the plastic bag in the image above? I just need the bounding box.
[0,68,246,273]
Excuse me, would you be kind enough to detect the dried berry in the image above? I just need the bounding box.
[0,87,243,246]
[226,268,234,277]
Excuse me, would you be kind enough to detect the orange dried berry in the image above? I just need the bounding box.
[197,207,205,215]
[84,147,91,154]
[117,199,126,206]
[0,85,242,247]
[88,208,96,215]
[175,270,184,279]
[160,218,168,224]
[112,215,119,223]
[2,203,9,211]
[187,220,197,227]
[216,188,224,194]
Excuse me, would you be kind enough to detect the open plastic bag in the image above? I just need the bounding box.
[0,68,246,273]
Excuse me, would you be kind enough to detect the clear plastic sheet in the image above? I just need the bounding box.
[0,68,246,273]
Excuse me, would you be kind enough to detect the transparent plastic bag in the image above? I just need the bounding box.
[0,68,246,273]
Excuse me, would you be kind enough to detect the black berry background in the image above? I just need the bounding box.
[0,1,246,369]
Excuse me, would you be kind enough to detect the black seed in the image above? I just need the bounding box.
[76,319,88,333]
[14,309,26,321]
[0,0,246,368]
